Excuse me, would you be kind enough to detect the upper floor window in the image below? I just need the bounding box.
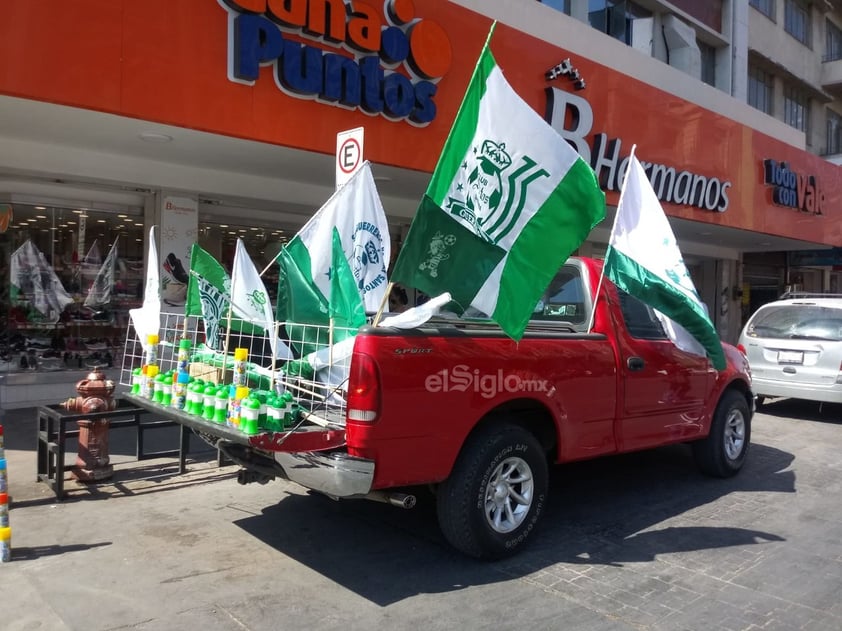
[827,110,842,155]
[700,41,716,87]
[784,85,809,132]
[784,0,811,46]
[750,0,774,19]
[538,0,571,14]
[826,19,842,61]
[588,0,652,47]
[748,66,773,115]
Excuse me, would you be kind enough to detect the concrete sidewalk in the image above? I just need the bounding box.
[2,401,842,630]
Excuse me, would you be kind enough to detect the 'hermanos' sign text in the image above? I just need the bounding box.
[546,88,733,212]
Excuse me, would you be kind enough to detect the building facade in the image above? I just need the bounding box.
[0,0,840,407]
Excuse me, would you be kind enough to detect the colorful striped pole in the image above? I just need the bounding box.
[0,424,9,562]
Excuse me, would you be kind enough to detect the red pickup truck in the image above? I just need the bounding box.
[179,256,754,559]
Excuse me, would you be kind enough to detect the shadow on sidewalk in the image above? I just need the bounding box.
[11,541,112,560]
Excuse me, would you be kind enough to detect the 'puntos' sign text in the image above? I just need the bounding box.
[219,0,452,125]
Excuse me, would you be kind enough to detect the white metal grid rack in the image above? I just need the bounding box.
[121,312,357,425]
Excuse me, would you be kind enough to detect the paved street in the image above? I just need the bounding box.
[1,399,841,631]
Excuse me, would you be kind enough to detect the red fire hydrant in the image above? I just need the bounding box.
[62,366,116,482]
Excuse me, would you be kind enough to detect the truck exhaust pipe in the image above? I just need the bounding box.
[364,491,417,509]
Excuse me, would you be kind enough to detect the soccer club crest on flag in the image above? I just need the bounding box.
[349,220,388,299]
[445,139,545,244]
[196,275,229,349]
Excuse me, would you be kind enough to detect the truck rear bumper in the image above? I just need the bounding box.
[274,451,374,498]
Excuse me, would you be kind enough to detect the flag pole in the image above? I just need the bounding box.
[586,144,637,334]
[376,24,495,330]
[372,281,394,327]
[221,252,239,384]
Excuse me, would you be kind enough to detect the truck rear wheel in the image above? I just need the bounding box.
[693,389,751,478]
[437,424,548,560]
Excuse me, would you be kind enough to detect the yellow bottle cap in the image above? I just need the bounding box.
[236,386,250,399]
[146,365,159,378]
[148,334,159,345]
[234,348,248,361]
[0,526,11,541]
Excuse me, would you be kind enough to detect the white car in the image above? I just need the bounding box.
[738,295,842,405]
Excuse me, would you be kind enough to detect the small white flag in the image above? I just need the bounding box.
[129,226,161,352]
[231,238,291,361]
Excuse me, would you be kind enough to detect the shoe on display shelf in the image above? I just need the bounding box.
[65,338,87,351]
[84,339,109,351]
[38,356,64,371]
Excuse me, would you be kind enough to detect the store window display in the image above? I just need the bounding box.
[1,204,146,373]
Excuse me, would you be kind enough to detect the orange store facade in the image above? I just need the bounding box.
[0,0,840,400]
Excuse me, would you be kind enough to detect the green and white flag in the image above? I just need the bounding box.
[391,26,605,340]
[231,238,292,361]
[274,162,390,314]
[84,240,118,308]
[186,244,281,353]
[10,239,74,322]
[275,162,388,354]
[604,153,726,370]
[186,243,234,350]
[329,227,366,330]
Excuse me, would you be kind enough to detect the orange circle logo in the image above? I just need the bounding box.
[0,204,12,233]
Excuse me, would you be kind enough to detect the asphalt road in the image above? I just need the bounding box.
[1,399,841,630]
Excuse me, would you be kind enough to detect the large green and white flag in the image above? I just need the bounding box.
[274,162,390,314]
[391,27,605,340]
[604,153,726,370]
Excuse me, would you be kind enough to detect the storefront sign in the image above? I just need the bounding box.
[762,159,824,216]
[789,248,842,266]
[545,87,732,212]
[219,0,452,125]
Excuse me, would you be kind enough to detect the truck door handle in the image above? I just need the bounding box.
[627,357,645,371]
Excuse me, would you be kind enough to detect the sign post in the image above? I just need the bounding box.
[336,127,364,189]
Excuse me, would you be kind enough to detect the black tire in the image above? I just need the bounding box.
[437,423,548,560]
[693,389,751,478]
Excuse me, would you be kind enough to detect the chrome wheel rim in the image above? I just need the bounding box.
[484,456,534,534]
[724,408,746,461]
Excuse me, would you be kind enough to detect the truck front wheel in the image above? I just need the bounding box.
[693,389,751,478]
[437,424,548,560]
